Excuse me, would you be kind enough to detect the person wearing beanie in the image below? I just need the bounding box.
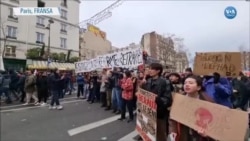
[169,73,183,94]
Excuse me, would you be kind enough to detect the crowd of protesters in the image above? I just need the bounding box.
[1,63,250,140]
[0,68,76,110]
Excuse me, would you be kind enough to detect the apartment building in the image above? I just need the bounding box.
[79,25,112,60]
[110,43,140,53]
[141,31,176,71]
[0,0,80,70]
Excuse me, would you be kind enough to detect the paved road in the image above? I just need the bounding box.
[0,98,137,141]
[1,97,249,141]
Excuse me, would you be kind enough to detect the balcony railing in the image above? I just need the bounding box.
[5,53,16,57]
[8,15,18,21]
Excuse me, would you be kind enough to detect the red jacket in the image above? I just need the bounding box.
[121,77,134,100]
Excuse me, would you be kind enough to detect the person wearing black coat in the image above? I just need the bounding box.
[141,63,172,141]
[232,73,250,110]
[8,69,20,101]
[104,71,113,110]
[17,73,26,103]
[49,69,64,110]
[36,72,49,105]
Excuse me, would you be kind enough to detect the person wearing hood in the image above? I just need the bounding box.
[203,72,233,108]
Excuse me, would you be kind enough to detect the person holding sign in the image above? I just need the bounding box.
[141,63,173,141]
[168,75,215,141]
[203,72,233,108]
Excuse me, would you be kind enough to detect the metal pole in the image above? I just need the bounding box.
[26,18,30,52]
[47,24,51,58]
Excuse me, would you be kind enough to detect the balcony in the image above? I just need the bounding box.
[6,36,17,40]
[5,53,16,57]
[8,16,18,22]
[36,23,45,27]
[60,29,67,34]
[36,41,44,44]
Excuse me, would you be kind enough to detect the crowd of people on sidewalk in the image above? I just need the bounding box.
[1,62,250,140]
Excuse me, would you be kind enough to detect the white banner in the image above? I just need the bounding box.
[75,47,143,73]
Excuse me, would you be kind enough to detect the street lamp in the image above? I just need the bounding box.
[46,18,54,59]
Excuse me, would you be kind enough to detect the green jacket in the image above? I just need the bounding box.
[24,75,36,93]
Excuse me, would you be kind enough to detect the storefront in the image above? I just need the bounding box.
[3,58,26,72]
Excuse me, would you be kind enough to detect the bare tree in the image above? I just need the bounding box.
[238,45,249,70]
[173,37,191,68]
[158,35,174,71]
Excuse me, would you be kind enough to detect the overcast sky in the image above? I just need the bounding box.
[79,1,250,56]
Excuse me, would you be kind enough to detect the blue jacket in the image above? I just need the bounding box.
[76,75,84,85]
[203,77,233,108]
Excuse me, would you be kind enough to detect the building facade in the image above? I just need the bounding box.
[0,0,80,70]
[79,25,112,60]
[175,51,189,73]
[141,31,176,72]
[110,43,140,53]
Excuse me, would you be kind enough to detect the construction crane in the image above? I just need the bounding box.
[69,0,123,30]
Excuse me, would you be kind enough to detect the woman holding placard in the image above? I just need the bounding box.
[168,75,215,141]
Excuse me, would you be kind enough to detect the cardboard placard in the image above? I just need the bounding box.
[193,52,241,77]
[170,94,248,141]
[136,89,157,141]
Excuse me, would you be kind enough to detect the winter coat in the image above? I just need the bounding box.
[24,75,36,93]
[203,77,233,108]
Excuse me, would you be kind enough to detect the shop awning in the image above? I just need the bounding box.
[27,60,75,70]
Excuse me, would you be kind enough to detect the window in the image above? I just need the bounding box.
[7,26,17,39]
[5,46,16,57]
[60,23,67,33]
[36,32,44,43]
[60,9,67,20]
[8,8,18,20]
[38,0,45,7]
[36,17,44,26]
[61,0,67,7]
[9,8,13,16]
[60,38,67,48]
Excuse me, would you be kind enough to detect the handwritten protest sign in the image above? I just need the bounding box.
[193,52,241,77]
[75,47,143,73]
[136,89,157,141]
[170,94,248,141]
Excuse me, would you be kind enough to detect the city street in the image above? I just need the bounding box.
[0,98,137,141]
